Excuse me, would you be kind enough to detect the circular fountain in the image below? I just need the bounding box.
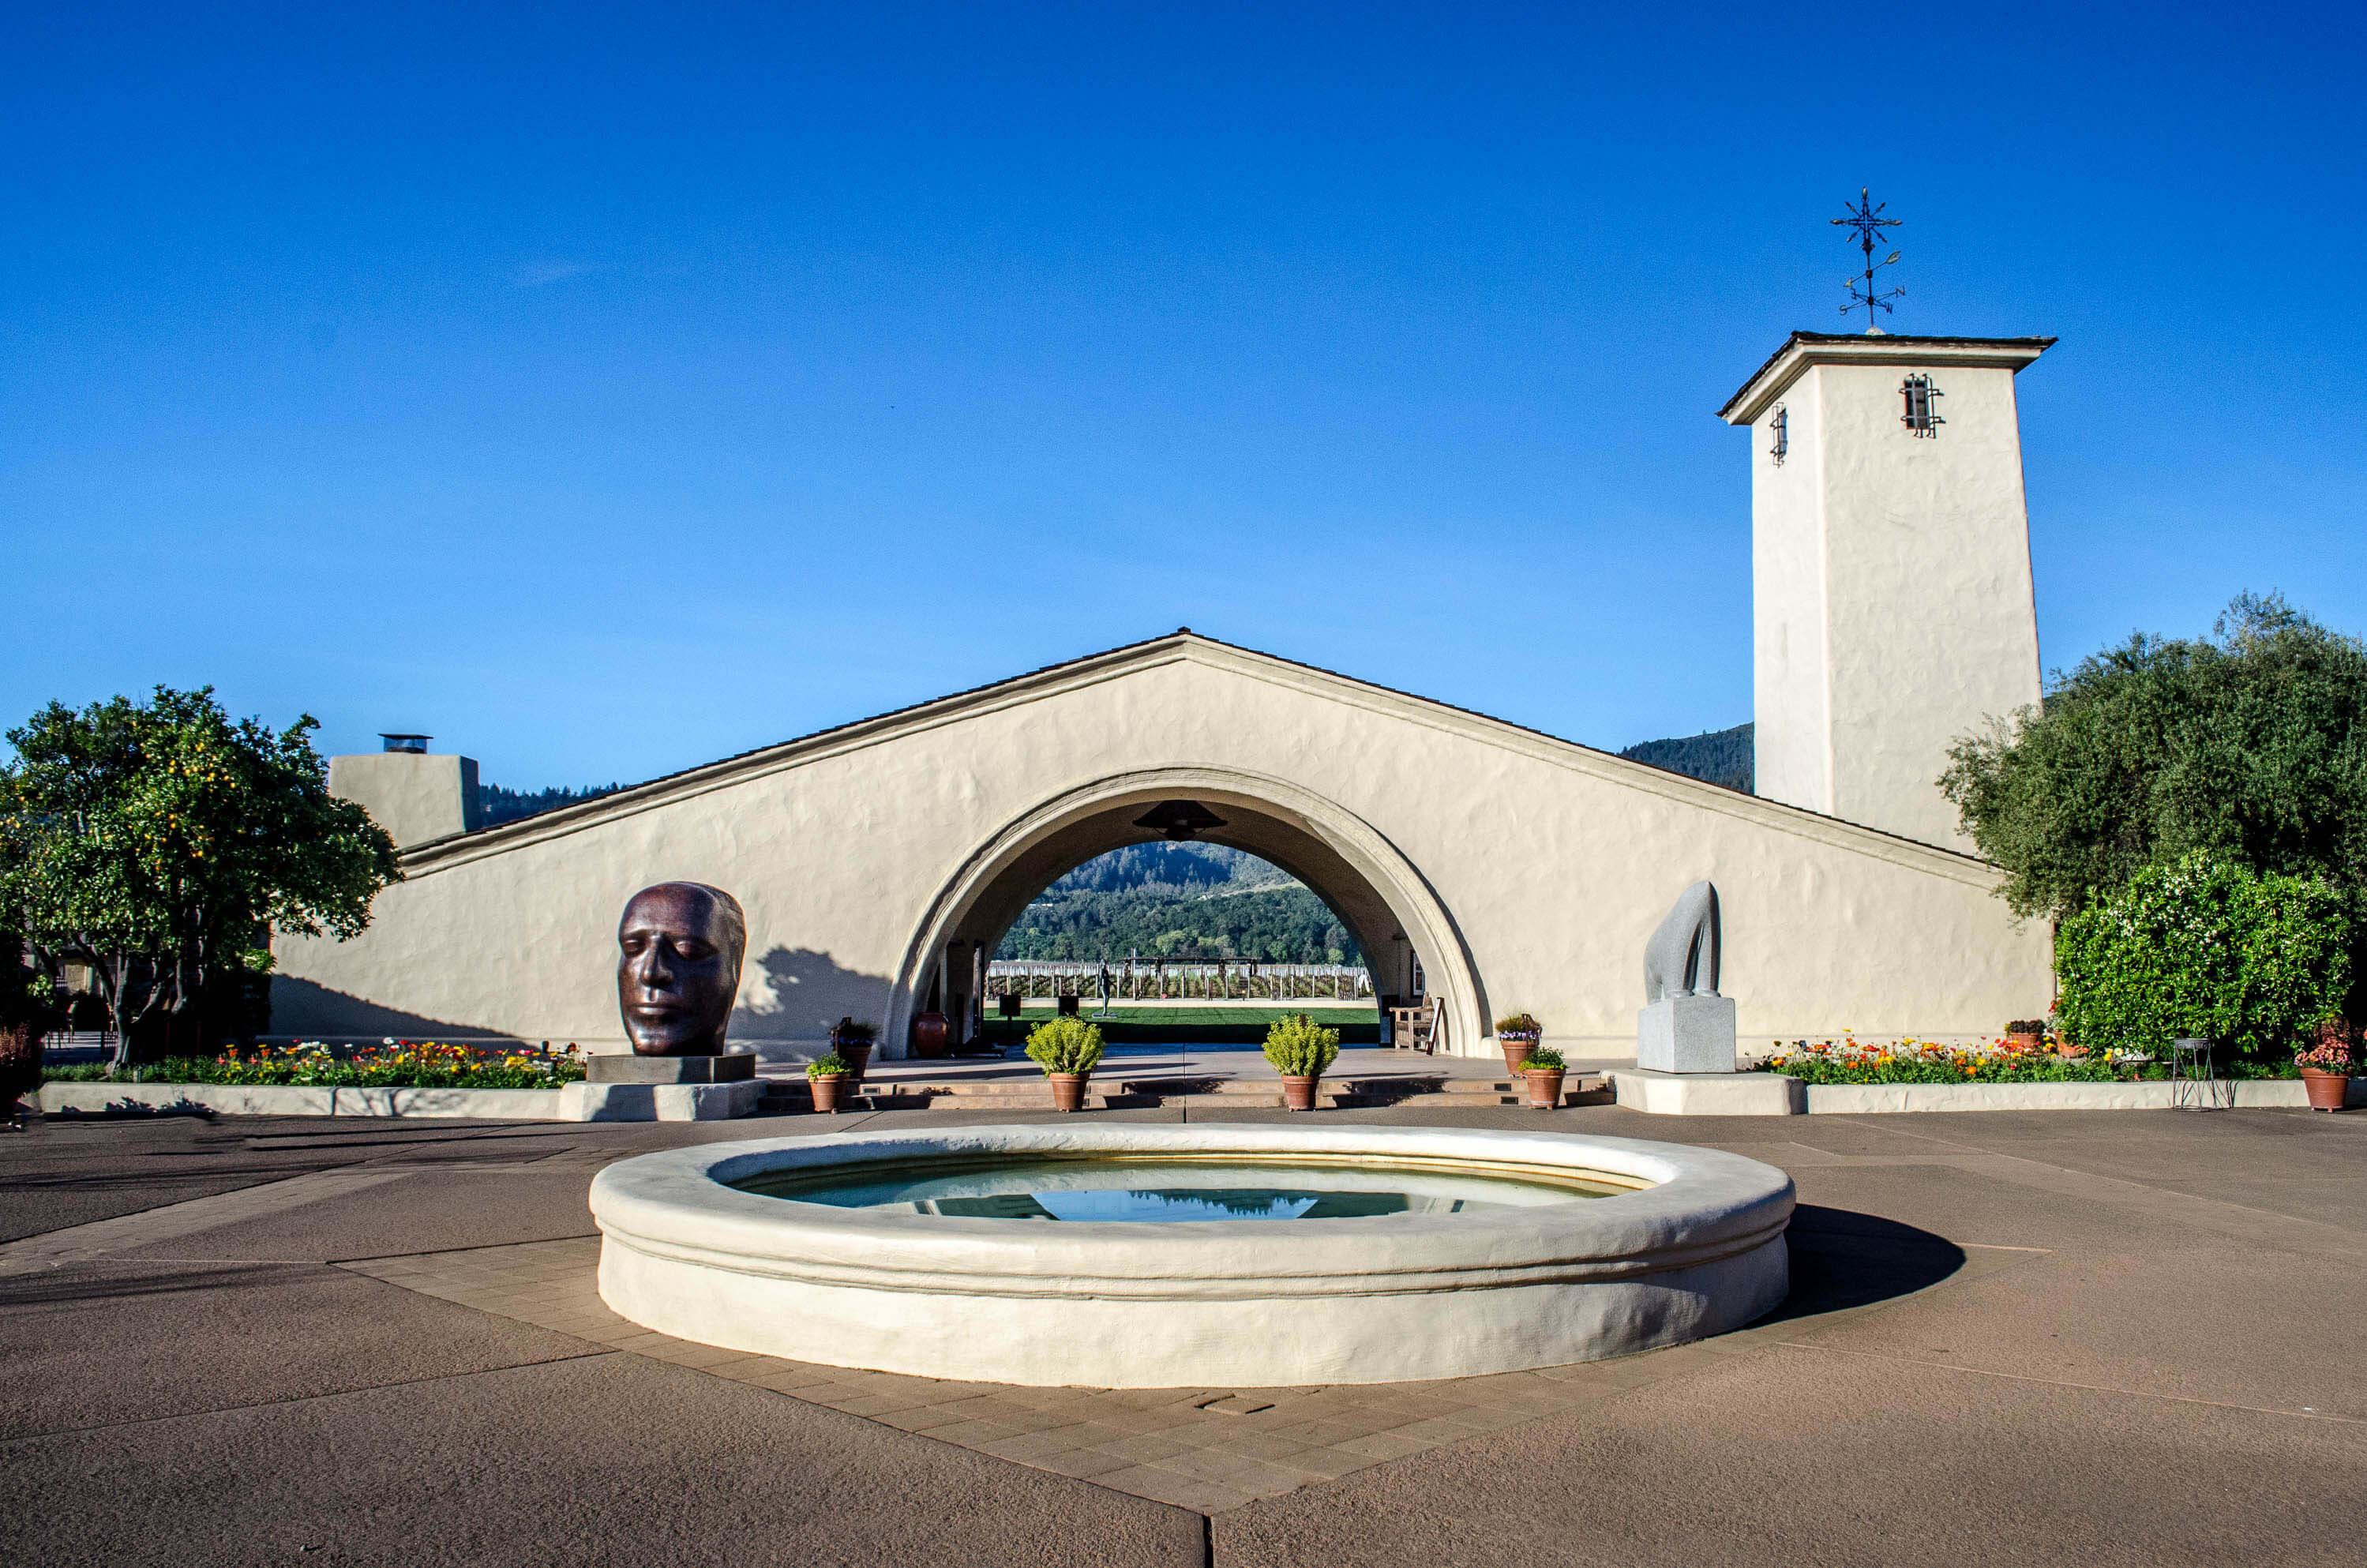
[589,1123,1793,1387]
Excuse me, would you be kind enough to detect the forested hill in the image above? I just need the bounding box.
[478,782,624,828]
[997,844,1360,965]
[1618,722,1753,793]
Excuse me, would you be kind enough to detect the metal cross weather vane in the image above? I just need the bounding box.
[1832,188,1904,329]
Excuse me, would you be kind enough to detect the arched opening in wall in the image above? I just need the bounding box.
[982,839,1374,1040]
[890,771,1487,1061]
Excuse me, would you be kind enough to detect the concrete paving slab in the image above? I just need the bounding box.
[5,1352,1204,1567]
[1218,1347,2367,1567]
[11,1096,2367,1562]
[0,1168,431,1274]
[0,1258,600,1439]
[1773,1223,2367,1419]
[0,1117,366,1243]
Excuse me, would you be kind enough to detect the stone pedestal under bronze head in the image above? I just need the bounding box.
[617,882,746,1056]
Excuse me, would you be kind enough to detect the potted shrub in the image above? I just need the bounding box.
[1521,1044,1566,1109]
[2005,1019,2046,1052]
[805,1052,851,1114]
[832,1017,879,1086]
[1494,1014,1542,1078]
[2295,1022,2354,1112]
[1265,1012,1341,1112]
[1025,1015,1104,1112]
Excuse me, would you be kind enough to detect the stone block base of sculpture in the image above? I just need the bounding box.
[587,1052,757,1084]
[1636,995,1738,1075]
[562,1079,763,1121]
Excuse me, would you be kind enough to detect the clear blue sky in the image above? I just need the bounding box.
[8,2,2362,789]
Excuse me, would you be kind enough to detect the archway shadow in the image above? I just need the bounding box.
[1758,1206,1967,1325]
[731,947,892,1048]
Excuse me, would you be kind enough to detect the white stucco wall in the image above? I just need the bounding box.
[1751,386,1829,812]
[274,639,2054,1061]
[1817,362,2043,846]
[1732,337,2047,849]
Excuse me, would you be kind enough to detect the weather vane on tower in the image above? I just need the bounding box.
[1832,188,1903,330]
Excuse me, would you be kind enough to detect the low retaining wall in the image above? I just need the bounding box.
[39,1082,568,1120]
[1804,1077,2363,1113]
[1610,1071,2365,1116]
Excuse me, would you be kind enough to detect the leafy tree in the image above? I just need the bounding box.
[0,688,403,1070]
[1941,594,2367,922]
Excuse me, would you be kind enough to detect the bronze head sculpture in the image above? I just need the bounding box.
[616,882,746,1056]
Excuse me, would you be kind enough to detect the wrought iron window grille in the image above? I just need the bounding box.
[1900,374,1944,436]
[1769,405,1787,465]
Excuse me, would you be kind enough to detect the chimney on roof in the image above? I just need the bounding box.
[329,735,482,847]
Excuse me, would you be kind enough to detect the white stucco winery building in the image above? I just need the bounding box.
[276,332,2060,1062]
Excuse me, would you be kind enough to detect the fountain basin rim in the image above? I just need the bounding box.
[591,1123,1795,1296]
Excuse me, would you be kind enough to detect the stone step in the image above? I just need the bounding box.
[754,1073,1607,1116]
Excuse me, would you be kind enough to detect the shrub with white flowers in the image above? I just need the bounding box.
[2054,852,2350,1063]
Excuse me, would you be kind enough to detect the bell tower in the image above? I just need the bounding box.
[1719,332,2053,848]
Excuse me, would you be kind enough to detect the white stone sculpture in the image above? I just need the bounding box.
[1637,880,1738,1074]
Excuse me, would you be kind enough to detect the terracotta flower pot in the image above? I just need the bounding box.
[808,1073,846,1114]
[1281,1075,1320,1112]
[910,1012,951,1060]
[1048,1072,1090,1113]
[1499,1038,1536,1077]
[1525,1067,1566,1109]
[2005,1030,2043,1052]
[2300,1067,2350,1112]
[838,1041,873,1086]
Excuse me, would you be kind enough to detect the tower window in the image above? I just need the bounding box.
[1900,374,1944,436]
[1769,404,1787,464]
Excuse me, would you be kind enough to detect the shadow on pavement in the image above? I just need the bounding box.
[1762,1205,1966,1324]
[0,1259,321,1309]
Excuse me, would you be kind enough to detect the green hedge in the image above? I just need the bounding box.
[2055,853,2350,1063]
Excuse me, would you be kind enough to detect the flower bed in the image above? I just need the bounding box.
[41,1039,587,1090]
[1765,1038,2120,1084]
[1762,1036,2305,1085]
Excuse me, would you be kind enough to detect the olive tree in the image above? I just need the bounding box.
[1941,593,2367,921]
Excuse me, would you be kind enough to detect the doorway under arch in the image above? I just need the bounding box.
[887,767,1487,1060]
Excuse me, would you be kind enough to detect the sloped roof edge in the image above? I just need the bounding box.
[400,628,1994,883]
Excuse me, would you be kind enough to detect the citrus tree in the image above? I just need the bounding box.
[0,687,402,1069]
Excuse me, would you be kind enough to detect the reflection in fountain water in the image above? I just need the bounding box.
[735,1155,1621,1221]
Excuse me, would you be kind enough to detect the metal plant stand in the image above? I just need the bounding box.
[2170,1036,2218,1111]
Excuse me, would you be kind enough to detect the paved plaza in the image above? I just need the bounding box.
[3,1099,2364,1566]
